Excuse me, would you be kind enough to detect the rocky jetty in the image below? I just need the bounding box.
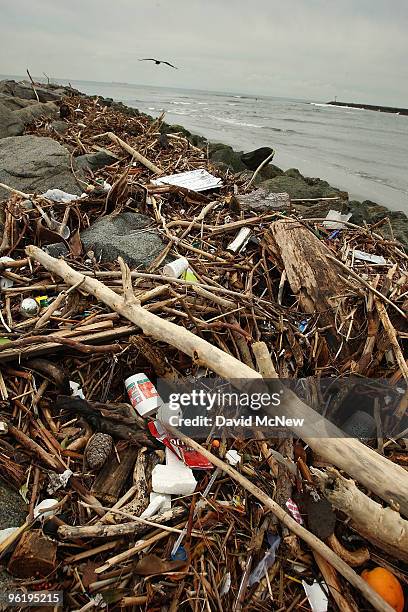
[0,78,407,251]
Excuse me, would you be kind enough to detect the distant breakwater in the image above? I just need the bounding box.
[327,101,408,115]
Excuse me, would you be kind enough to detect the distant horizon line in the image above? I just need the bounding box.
[0,73,399,108]
[0,72,323,104]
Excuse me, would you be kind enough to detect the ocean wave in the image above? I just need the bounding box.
[171,101,191,105]
[208,115,262,128]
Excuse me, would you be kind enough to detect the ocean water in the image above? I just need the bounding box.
[3,76,408,212]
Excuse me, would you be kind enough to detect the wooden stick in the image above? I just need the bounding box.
[165,428,393,612]
[95,132,162,174]
[374,297,408,383]
[248,150,275,187]
[313,468,408,563]
[328,255,407,319]
[25,245,408,517]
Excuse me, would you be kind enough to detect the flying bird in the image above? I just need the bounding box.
[139,58,178,69]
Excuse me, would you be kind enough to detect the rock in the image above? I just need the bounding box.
[0,99,58,139]
[261,175,315,199]
[0,480,27,530]
[16,101,58,125]
[0,79,63,103]
[241,147,274,170]
[210,145,246,172]
[0,93,38,111]
[285,168,304,180]
[81,212,165,267]
[0,103,24,138]
[262,174,339,199]
[76,150,117,172]
[43,243,69,258]
[0,135,83,202]
[50,119,70,135]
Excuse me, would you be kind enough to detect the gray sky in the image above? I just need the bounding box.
[1,0,407,105]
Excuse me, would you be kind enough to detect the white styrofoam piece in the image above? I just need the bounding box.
[42,189,84,203]
[226,449,241,466]
[141,493,172,518]
[70,381,85,399]
[152,464,197,496]
[152,168,222,192]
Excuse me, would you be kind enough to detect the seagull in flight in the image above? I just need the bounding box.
[139,58,178,69]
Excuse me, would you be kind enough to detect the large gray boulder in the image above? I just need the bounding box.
[81,212,165,267]
[261,174,339,199]
[0,93,38,111]
[0,97,58,139]
[16,101,58,125]
[0,103,24,138]
[0,135,83,201]
[0,79,64,103]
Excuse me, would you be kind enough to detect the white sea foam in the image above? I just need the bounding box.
[209,115,262,128]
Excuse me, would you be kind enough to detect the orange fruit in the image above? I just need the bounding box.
[361,567,404,612]
[211,439,220,448]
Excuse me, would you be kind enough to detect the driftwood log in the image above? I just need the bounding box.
[25,245,408,520]
[91,445,139,504]
[313,467,408,563]
[263,219,348,357]
[58,506,186,540]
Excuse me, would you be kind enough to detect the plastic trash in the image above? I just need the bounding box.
[152,450,197,496]
[151,168,222,192]
[41,189,81,204]
[286,498,303,524]
[33,498,59,521]
[171,545,187,561]
[125,373,163,417]
[0,256,15,290]
[0,421,8,434]
[353,250,387,265]
[69,381,85,399]
[181,268,197,282]
[140,493,172,519]
[20,298,40,318]
[0,527,19,544]
[47,469,73,494]
[302,579,328,612]
[248,534,281,586]
[163,257,189,278]
[157,402,182,427]
[148,420,213,469]
[226,449,241,466]
[322,210,352,230]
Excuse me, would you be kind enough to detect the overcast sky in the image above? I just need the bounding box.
[1,0,407,105]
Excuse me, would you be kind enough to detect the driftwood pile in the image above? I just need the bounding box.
[0,93,407,611]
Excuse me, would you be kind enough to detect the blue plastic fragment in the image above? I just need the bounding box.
[298,320,308,333]
[171,545,187,561]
